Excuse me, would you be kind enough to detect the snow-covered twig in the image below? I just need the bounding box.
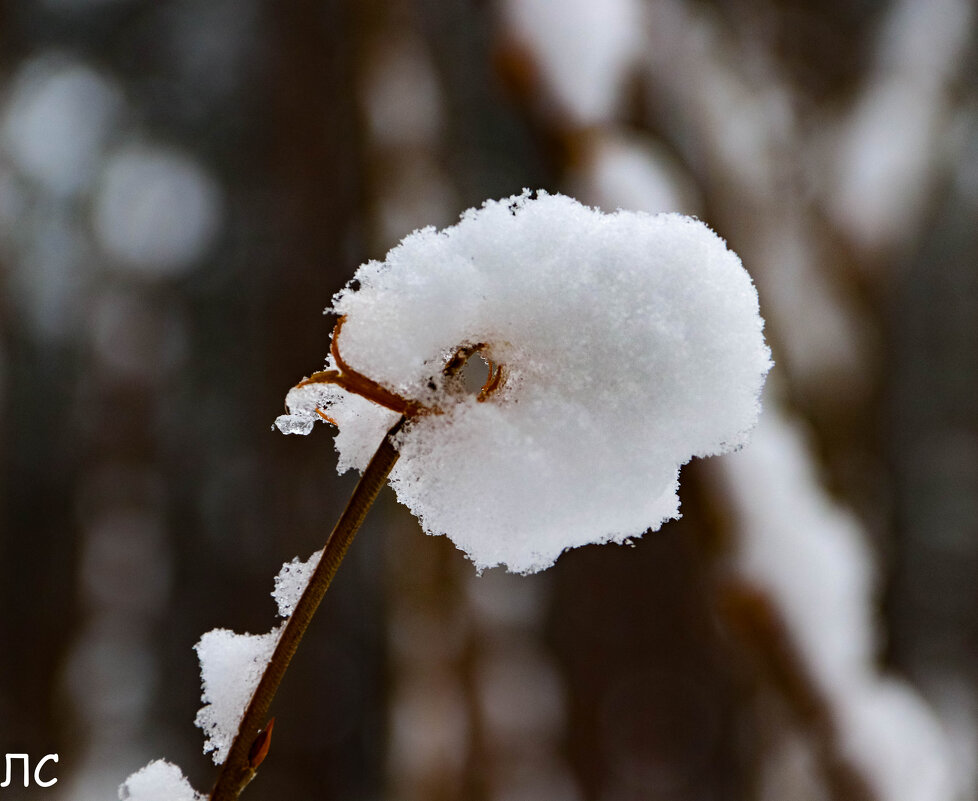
[206,416,404,801]
[122,190,770,799]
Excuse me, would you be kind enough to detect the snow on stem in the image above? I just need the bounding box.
[209,190,770,797]
[207,416,404,801]
[277,191,772,574]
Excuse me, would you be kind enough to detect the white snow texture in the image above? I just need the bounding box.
[277,191,771,573]
[272,548,322,618]
[194,626,282,764]
[722,404,959,801]
[187,553,319,769]
[118,760,202,801]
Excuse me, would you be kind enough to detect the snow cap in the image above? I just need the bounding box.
[277,191,771,573]
[118,760,202,801]
[194,626,282,763]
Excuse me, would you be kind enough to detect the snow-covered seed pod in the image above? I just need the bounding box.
[278,191,772,574]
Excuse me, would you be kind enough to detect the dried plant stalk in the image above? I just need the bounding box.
[209,416,405,801]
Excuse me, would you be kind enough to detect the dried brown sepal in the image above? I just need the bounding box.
[247,718,275,770]
[478,360,505,401]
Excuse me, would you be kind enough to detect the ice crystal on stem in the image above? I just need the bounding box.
[278,190,771,573]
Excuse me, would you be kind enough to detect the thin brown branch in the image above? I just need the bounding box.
[298,316,432,417]
[209,416,405,801]
[303,319,506,416]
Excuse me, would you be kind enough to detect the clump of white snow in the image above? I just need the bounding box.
[272,549,322,618]
[722,406,877,688]
[118,760,202,801]
[501,0,646,124]
[188,551,324,767]
[277,190,771,573]
[720,401,960,801]
[841,677,958,801]
[195,626,282,764]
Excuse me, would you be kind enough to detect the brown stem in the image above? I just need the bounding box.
[298,318,505,417]
[298,316,432,418]
[209,416,405,801]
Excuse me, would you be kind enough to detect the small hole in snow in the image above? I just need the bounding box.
[459,353,491,395]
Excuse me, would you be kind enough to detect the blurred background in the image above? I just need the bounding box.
[0,0,977,799]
